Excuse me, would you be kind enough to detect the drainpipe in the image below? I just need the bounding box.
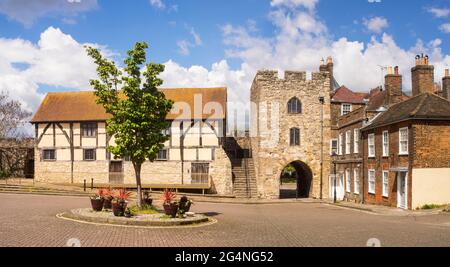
[319,96,325,199]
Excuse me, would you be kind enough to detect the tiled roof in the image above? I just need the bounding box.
[365,87,409,111]
[331,86,366,104]
[362,93,450,131]
[31,88,227,123]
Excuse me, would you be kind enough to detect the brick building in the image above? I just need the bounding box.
[333,55,450,209]
[361,93,450,209]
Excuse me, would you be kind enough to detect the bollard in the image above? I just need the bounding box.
[91,178,93,190]
[83,179,86,192]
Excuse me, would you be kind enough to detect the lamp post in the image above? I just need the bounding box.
[319,96,325,200]
[332,151,337,203]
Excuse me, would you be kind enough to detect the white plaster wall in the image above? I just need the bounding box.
[412,168,450,209]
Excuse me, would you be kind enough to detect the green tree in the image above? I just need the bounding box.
[86,42,173,206]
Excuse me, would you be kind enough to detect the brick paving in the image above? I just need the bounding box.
[0,193,449,247]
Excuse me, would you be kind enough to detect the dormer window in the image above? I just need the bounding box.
[287,97,302,114]
[341,103,352,115]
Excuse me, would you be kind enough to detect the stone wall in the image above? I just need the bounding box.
[250,69,332,199]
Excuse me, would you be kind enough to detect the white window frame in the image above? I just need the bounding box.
[368,169,376,194]
[382,171,389,197]
[341,103,352,116]
[354,168,359,194]
[399,127,409,155]
[353,128,359,154]
[345,169,351,193]
[368,133,375,158]
[382,130,389,157]
[345,131,352,155]
[330,139,338,155]
[338,133,344,155]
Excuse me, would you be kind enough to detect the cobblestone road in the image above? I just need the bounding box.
[0,193,449,247]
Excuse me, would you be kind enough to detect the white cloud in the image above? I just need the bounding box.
[440,23,450,33]
[271,0,318,10]
[190,28,202,46]
[176,27,203,55]
[149,0,165,9]
[0,0,97,27]
[176,40,191,56]
[0,27,113,113]
[368,0,382,3]
[363,16,389,33]
[427,7,450,18]
[161,0,450,111]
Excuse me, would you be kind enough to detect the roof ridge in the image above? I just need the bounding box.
[410,93,428,117]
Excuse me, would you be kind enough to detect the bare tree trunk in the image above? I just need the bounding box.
[133,162,143,207]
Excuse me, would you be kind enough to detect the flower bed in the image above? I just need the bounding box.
[59,208,210,227]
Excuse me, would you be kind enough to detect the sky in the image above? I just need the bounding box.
[0,0,450,130]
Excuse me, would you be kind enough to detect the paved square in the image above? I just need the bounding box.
[0,193,449,247]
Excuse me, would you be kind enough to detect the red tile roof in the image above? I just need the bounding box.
[331,86,366,104]
[31,88,227,123]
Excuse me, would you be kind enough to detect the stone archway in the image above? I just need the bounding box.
[279,161,313,199]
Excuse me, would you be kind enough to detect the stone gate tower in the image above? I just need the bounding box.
[249,59,333,199]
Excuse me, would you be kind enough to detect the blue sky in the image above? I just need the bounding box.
[0,0,449,115]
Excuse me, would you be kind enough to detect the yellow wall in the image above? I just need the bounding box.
[412,168,450,209]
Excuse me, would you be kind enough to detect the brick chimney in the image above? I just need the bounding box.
[385,66,402,104]
[443,69,450,100]
[411,54,434,96]
[320,57,334,92]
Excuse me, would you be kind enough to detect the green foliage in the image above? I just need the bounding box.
[86,42,173,166]
[128,204,159,216]
[420,204,448,210]
[86,42,173,206]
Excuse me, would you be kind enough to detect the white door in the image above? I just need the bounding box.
[329,174,344,201]
[397,172,408,209]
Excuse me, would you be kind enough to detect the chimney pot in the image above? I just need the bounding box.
[445,69,449,77]
[415,55,420,65]
[388,67,393,75]
[327,56,333,64]
[394,66,399,75]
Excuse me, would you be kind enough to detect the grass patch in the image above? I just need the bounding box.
[420,204,448,210]
[128,204,159,216]
[160,214,172,220]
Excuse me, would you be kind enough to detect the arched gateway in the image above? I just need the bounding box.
[249,64,333,199]
[280,161,313,199]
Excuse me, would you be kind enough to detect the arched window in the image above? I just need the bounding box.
[287,97,302,114]
[290,128,300,146]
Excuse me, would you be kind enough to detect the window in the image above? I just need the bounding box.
[368,133,375,158]
[338,133,344,155]
[368,170,376,194]
[354,169,360,194]
[43,149,56,161]
[81,122,97,137]
[399,127,408,155]
[83,149,96,161]
[161,127,170,136]
[341,103,352,115]
[157,149,168,161]
[382,131,389,157]
[290,128,300,146]
[382,171,389,197]
[191,163,209,185]
[287,97,302,114]
[353,129,359,154]
[345,131,352,155]
[330,139,338,155]
[345,169,351,193]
